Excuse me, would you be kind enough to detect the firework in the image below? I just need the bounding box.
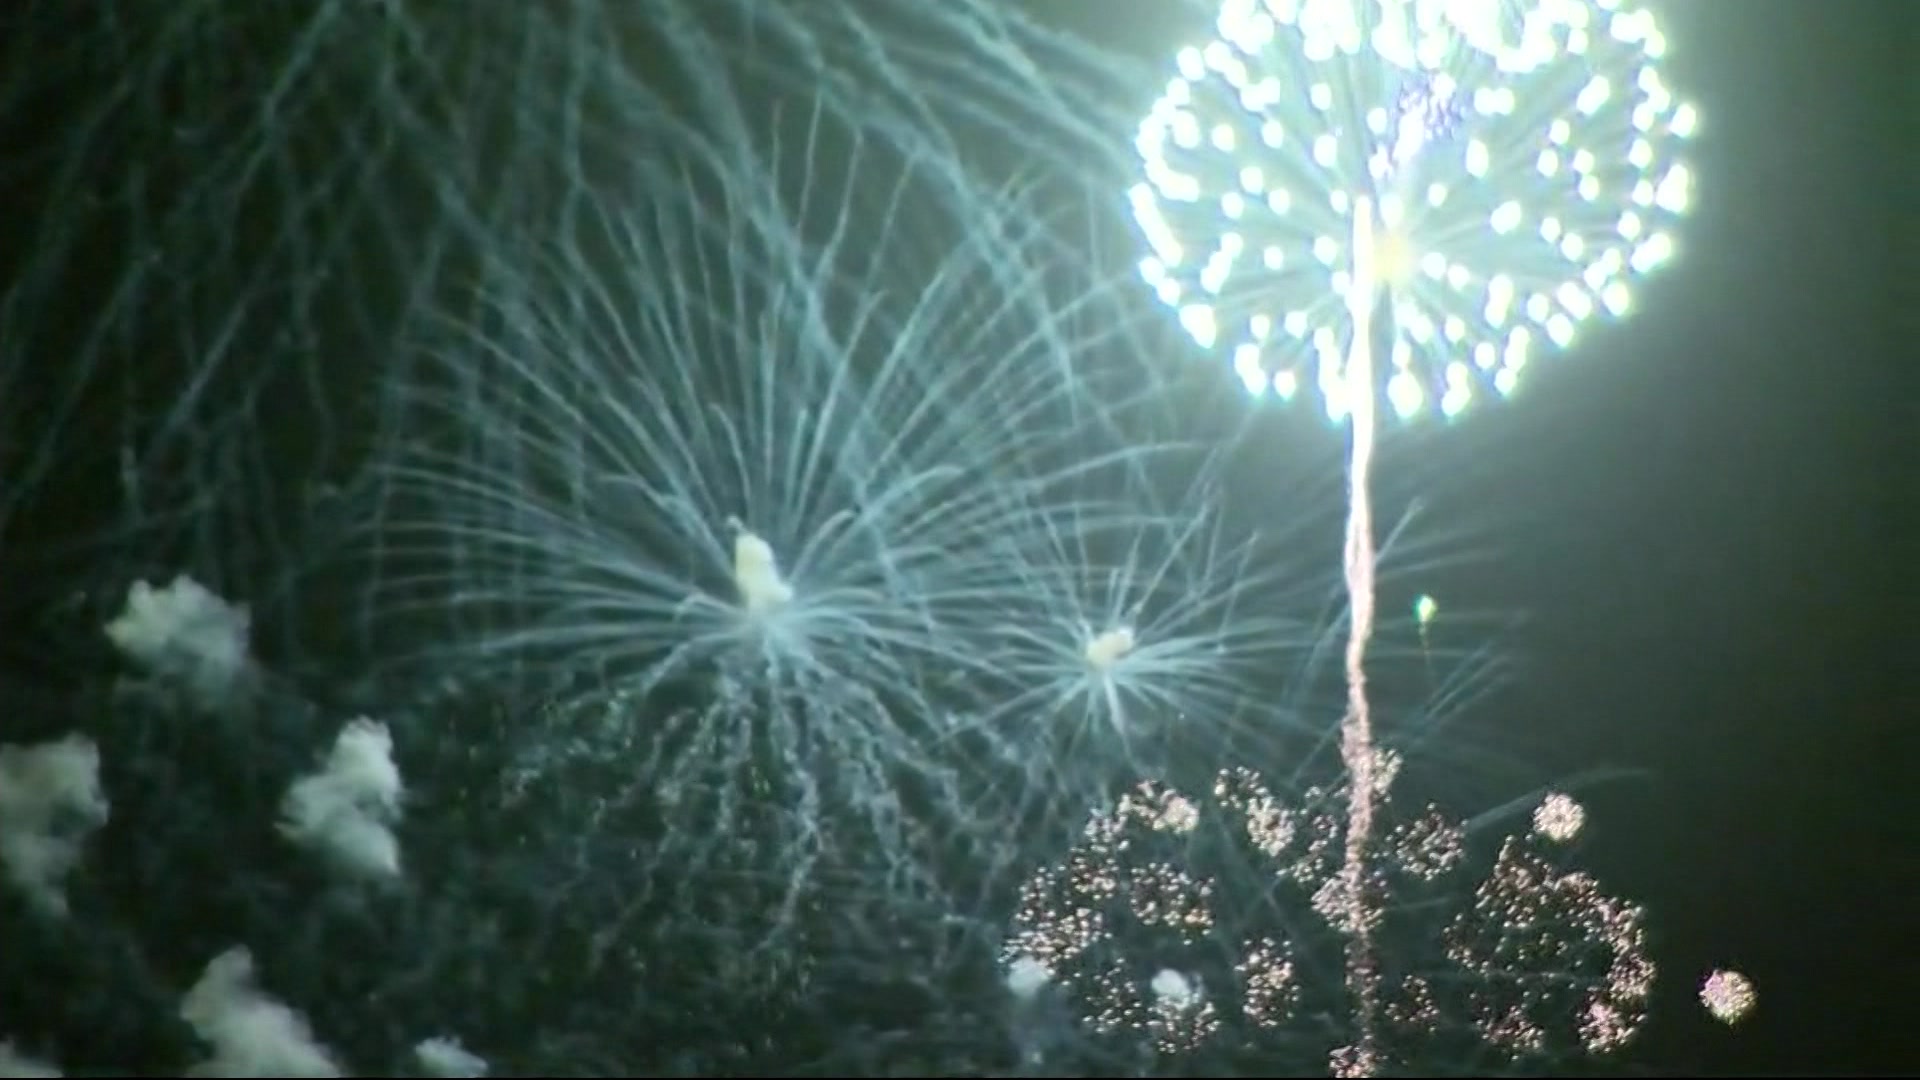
[1129,4,1695,1068]
[1699,968,1756,1025]
[1130,0,1695,419]
[1004,773,1655,1072]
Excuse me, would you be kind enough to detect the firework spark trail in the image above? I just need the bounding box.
[1336,196,1383,1076]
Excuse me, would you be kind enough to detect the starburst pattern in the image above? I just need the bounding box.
[1129,0,1697,420]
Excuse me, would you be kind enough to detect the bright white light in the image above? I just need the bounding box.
[369,120,1169,954]
[1130,0,1695,422]
[1152,968,1201,1010]
[1006,955,1054,1000]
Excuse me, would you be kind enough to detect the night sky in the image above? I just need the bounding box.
[0,1,1907,1076]
[1432,3,1906,1070]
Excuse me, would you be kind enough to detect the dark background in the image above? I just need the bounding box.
[1440,3,1909,1072]
[0,1,1909,1075]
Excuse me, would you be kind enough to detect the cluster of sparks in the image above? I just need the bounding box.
[1129,0,1697,420]
[1699,968,1757,1024]
[1441,834,1654,1055]
[1003,767,1659,1068]
[1001,782,1229,1054]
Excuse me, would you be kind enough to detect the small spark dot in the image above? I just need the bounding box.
[1700,968,1756,1024]
[1533,791,1586,842]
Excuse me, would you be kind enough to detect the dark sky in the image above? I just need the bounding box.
[0,1,1909,1076]
[1433,3,1908,1072]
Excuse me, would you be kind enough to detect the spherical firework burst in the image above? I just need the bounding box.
[1130,0,1697,420]
[1698,968,1756,1025]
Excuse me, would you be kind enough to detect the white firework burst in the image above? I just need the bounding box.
[365,97,1173,929]
[1130,0,1697,420]
[980,472,1325,784]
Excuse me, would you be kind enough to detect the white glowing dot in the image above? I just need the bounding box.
[1151,969,1200,1010]
[1532,792,1586,842]
[1005,956,1053,1000]
[1414,594,1437,625]
[732,526,793,614]
[1084,626,1136,670]
[1700,969,1755,1024]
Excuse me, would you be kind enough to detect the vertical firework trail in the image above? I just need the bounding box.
[1337,196,1383,1074]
